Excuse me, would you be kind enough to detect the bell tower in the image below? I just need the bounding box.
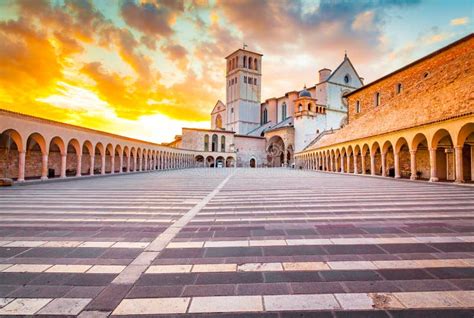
[225,47,262,134]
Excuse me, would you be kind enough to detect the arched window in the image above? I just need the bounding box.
[298,104,303,112]
[235,56,238,68]
[308,103,312,112]
[204,134,209,151]
[248,58,252,69]
[243,56,247,68]
[215,114,222,129]
[281,102,287,120]
[221,136,226,152]
[254,58,258,70]
[262,108,268,124]
[211,134,218,152]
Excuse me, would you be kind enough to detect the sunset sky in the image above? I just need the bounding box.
[0,0,472,143]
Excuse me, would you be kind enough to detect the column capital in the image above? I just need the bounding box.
[409,149,417,154]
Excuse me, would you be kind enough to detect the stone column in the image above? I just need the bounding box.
[110,156,115,174]
[60,153,67,178]
[340,156,345,173]
[101,155,106,175]
[410,150,416,180]
[90,154,95,176]
[353,153,358,174]
[381,153,386,177]
[370,153,375,175]
[455,146,464,183]
[76,154,82,177]
[429,148,438,182]
[394,151,401,178]
[139,156,142,171]
[41,154,48,180]
[347,155,351,173]
[361,153,366,175]
[119,154,123,173]
[127,155,130,173]
[18,150,26,182]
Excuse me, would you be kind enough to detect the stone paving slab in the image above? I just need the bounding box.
[0,168,473,316]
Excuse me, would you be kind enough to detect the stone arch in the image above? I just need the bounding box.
[382,140,395,177]
[123,146,130,172]
[114,145,122,173]
[431,128,455,181]
[456,123,474,182]
[195,155,204,167]
[66,138,81,177]
[206,155,214,167]
[82,140,93,175]
[0,129,23,180]
[395,137,410,178]
[267,135,286,167]
[94,142,104,174]
[216,156,225,168]
[49,136,66,178]
[211,134,218,152]
[226,156,235,168]
[250,157,256,168]
[25,133,47,180]
[136,147,142,171]
[370,141,382,175]
[410,133,429,180]
[105,143,113,174]
[130,147,136,171]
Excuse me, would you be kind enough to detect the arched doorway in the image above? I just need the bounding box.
[457,123,474,182]
[250,158,256,168]
[25,133,46,180]
[195,155,204,167]
[206,156,215,167]
[226,156,235,167]
[266,136,285,167]
[432,129,455,181]
[215,156,225,168]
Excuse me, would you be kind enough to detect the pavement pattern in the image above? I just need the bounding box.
[0,168,473,317]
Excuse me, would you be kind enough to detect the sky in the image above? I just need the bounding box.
[0,0,472,143]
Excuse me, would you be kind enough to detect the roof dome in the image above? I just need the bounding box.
[299,86,311,98]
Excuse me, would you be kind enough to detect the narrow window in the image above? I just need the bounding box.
[254,78,257,85]
[204,134,209,152]
[396,83,402,94]
[281,102,287,120]
[243,56,247,68]
[356,100,361,113]
[262,108,268,124]
[244,76,247,83]
[374,92,380,107]
[221,136,226,152]
[254,58,258,71]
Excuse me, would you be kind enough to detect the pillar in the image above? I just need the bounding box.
[76,154,82,177]
[139,156,142,171]
[346,155,351,173]
[361,152,366,175]
[410,150,416,180]
[110,156,115,174]
[381,153,386,177]
[127,155,130,172]
[283,147,288,167]
[340,155,345,173]
[353,153,358,174]
[119,154,123,173]
[90,154,95,176]
[101,154,106,175]
[60,153,67,178]
[394,151,401,178]
[429,148,438,182]
[455,146,464,183]
[370,153,375,175]
[41,154,48,180]
[18,150,26,182]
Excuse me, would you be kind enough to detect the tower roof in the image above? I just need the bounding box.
[225,48,263,59]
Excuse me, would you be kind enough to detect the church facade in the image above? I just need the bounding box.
[174,47,363,167]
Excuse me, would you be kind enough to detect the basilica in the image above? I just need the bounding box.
[171,47,363,167]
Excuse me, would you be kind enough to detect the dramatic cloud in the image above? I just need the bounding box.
[0,0,470,143]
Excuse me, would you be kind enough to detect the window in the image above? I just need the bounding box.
[215,114,222,129]
[204,134,209,151]
[262,108,268,124]
[248,58,252,69]
[356,101,361,113]
[308,103,312,112]
[396,83,402,94]
[243,56,247,68]
[221,136,226,152]
[231,108,234,113]
[423,71,429,78]
[344,74,350,84]
[281,102,287,120]
[244,76,247,83]
[374,92,380,107]
[235,77,238,84]
[211,134,218,152]
[298,104,303,112]
[254,58,258,71]
[254,78,257,85]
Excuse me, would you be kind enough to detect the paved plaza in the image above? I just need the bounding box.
[0,169,473,317]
